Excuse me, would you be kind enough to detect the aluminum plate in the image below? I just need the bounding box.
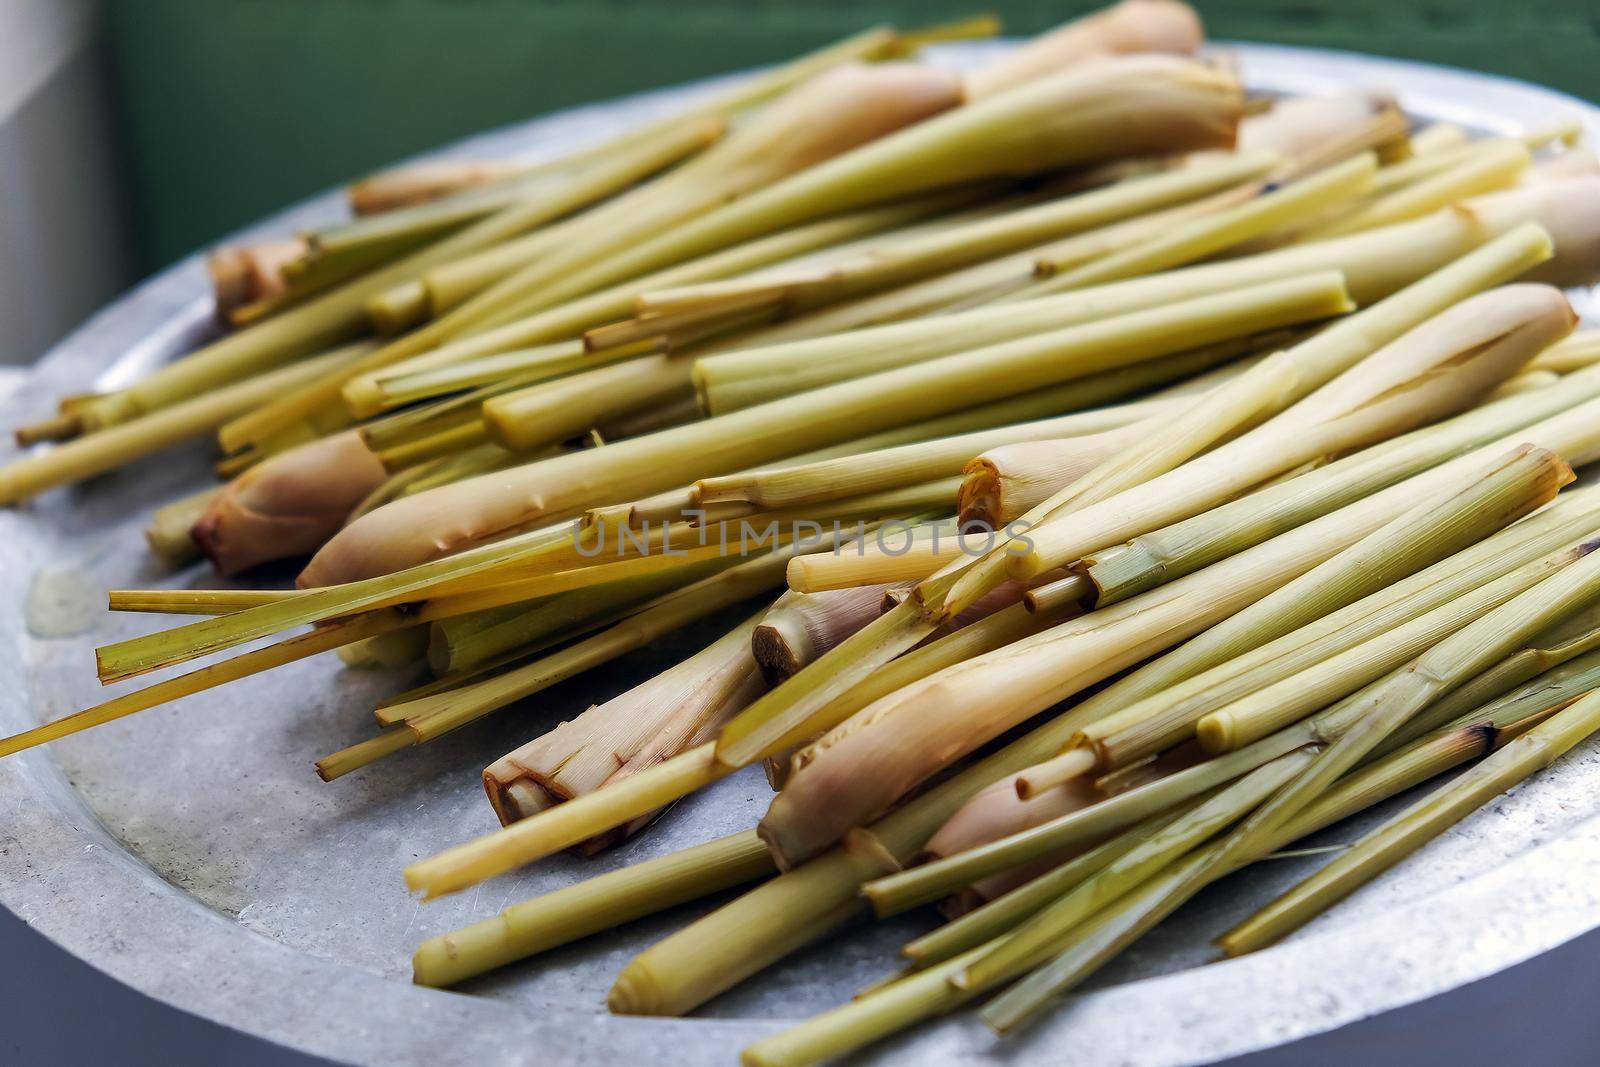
[1,41,1597,1067]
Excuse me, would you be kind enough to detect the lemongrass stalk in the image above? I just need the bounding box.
[740,949,987,1067]
[476,56,1241,338]
[1194,505,1590,755]
[759,339,1262,468]
[1409,123,1468,154]
[947,271,1568,618]
[720,185,1253,346]
[145,487,221,567]
[412,829,773,988]
[638,150,1277,333]
[332,549,796,763]
[978,706,1560,1033]
[1363,126,1563,198]
[357,337,640,412]
[966,0,1202,99]
[305,272,1345,587]
[1375,608,1600,752]
[403,595,1076,900]
[696,399,1174,514]
[955,748,1318,989]
[753,587,893,683]
[374,421,488,470]
[1487,369,1559,399]
[1184,534,1600,923]
[1078,489,1600,771]
[210,115,729,444]
[483,610,766,825]
[190,430,387,575]
[914,771,1105,910]
[1065,441,1576,761]
[758,444,1571,868]
[208,238,305,320]
[106,589,294,614]
[0,343,368,506]
[978,847,1212,1033]
[386,61,967,354]
[1038,152,1378,290]
[899,805,1194,966]
[1018,177,1599,308]
[962,354,1297,528]
[482,354,699,452]
[403,442,517,495]
[1234,89,1404,177]
[1529,330,1600,373]
[784,530,969,594]
[437,558,733,675]
[89,122,718,439]
[1407,647,1600,754]
[1082,362,1600,607]
[97,521,584,683]
[1311,140,1532,238]
[340,195,972,417]
[691,262,1292,416]
[1000,231,1562,586]
[348,159,533,216]
[0,608,409,759]
[1220,688,1600,955]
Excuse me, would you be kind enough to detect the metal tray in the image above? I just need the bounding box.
[2,41,1598,1067]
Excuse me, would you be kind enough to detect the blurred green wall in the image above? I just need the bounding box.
[101,1,1600,271]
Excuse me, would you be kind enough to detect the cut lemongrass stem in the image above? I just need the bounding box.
[305,271,1349,588]
[404,595,1075,900]
[1218,688,1600,956]
[1311,140,1531,239]
[1035,152,1377,291]
[0,610,407,759]
[0,343,368,506]
[954,748,1319,991]
[1078,487,1600,772]
[1001,225,1559,584]
[144,487,221,567]
[640,150,1278,335]
[412,830,773,987]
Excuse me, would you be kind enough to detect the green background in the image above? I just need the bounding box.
[101,1,1600,271]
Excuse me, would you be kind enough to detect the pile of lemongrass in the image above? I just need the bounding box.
[6,2,1600,1060]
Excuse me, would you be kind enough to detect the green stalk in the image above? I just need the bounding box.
[1080,363,1600,605]
[340,193,974,417]
[1003,227,1559,585]
[1065,443,1578,762]
[846,503,1595,909]
[639,150,1278,333]
[305,272,1347,589]
[1077,488,1600,773]
[1381,618,1600,753]
[1037,152,1377,290]
[467,56,1242,337]
[1219,688,1600,955]
[0,343,369,506]
[691,261,1301,415]
[412,830,773,987]
[957,748,1317,990]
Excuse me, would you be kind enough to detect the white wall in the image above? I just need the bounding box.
[0,0,132,363]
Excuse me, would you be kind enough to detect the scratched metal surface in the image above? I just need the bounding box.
[0,42,1598,1067]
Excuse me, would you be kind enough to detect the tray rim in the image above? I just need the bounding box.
[1,39,1599,1067]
